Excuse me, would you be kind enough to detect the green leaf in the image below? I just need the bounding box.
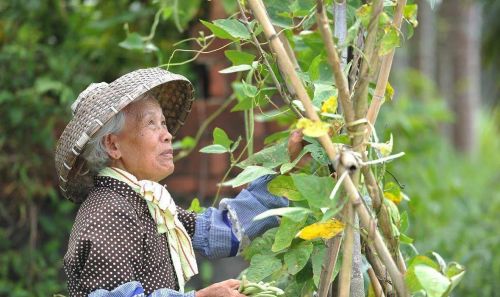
[172,136,196,150]
[200,20,234,40]
[224,50,256,65]
[280,148,309,174]
[284,241,314,275]
[187,198,205,213]
[213,19,251,40]
[219,64,253,74]
[304,143,330,165]
[199,144,228,154]
[221,166,276,187]
[242,81,258,97]
[272,216,307,252]
[308,55,334,84]
[404,4,419,27]
[379,25,401,56]
[264,130,290,145]
[242,228,278,260]
[313,83,337,109]
[213,127,233,149]
[292,174,336,209]
[237,141,289,169]
[444,262,465,295]
[254,207,312,222]
[356,4,372,28]
[406,265,451,297]
[246,254,282,282]
[268,175,304,201]
[119,32,144,50]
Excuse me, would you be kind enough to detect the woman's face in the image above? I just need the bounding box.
[106,97,174,182]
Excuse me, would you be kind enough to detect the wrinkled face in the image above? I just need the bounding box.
[106,97,174,181]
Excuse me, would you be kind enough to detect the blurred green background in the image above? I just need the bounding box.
[0,0,498,296]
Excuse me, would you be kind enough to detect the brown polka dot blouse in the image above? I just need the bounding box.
[64,176,196,297]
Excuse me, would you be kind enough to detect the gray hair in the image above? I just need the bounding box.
[81,111,125,173]
[81,92,158,173]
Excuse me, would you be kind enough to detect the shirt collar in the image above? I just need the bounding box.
[95,176,149,218]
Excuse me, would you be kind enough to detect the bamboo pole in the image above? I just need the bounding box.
[368,267,385,297]
[366,0,407,131]
[317,234,342,297]
[246,0,407,295]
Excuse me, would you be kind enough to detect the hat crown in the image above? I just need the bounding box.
[71,82,109,116]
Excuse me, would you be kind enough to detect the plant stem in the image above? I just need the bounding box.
[317,235,342,297]
[368,267,385,297]
[365,0,407,133]
[338,203,355,297]
[236,1,303,118]
[316,0,355,124]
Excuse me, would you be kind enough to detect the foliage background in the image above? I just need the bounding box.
[0,0,498,296]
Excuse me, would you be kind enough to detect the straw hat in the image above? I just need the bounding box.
[55,68,195,203]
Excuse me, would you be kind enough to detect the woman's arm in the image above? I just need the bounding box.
[192,175,288,259]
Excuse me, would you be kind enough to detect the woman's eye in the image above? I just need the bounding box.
[161,120,167,126]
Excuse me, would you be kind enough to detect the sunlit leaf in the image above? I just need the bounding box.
[404,4,419,27]
[187,198,205,213]
[219,64,253,74]
[379,25,401,56]
[199,144,228,154]
[238,141,289,169]
[296,118,330,137]
[268,175,305,201]
[254,207,312,222]
[297,219,345,240]
[406,265,451,297]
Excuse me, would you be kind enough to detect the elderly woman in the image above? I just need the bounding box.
[55,68,303,297]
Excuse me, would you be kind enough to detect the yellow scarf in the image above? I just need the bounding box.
[98,167,198,292]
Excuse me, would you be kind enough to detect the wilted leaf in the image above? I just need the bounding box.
[321,96,338,114]
[268,175,304,201]
[221,166,276,187]
[284,241,314,275]
[296,118,330,137]
[297,219,345,240]
[384,180,402,204]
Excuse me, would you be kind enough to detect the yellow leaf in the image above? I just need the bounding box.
[296,118,330,137]
[321,96,338,113]
[385,81,394,101]
[384,192,402,204]
[297,219,345,240]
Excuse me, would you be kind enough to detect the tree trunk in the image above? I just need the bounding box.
[439,0,481,154]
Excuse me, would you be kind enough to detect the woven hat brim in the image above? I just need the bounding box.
[55,68,194,203]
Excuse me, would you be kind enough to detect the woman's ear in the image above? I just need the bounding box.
[103,134,122,160]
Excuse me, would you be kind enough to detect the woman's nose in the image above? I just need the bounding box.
[161,126,172,143]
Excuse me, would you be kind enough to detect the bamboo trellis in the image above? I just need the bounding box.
[244,0,409,296]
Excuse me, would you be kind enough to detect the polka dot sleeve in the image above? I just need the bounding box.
[176,206,196,238]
